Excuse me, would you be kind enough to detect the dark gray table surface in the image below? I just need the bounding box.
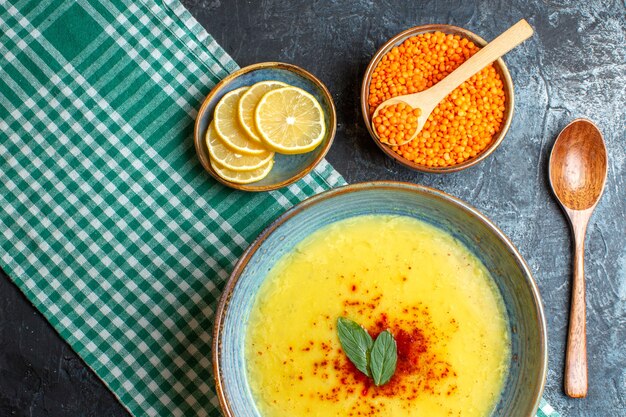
[1,1,624,416]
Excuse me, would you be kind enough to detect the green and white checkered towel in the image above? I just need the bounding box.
[0,1,559,416]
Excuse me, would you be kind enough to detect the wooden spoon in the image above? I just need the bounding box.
[372,19,534,145]
[548,119,608,398]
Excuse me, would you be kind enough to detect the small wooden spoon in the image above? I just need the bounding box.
[548,119,608,398]
[372,19,534,145]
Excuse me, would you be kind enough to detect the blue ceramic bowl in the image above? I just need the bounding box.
[194,62,336,191]
[213,182,547,417]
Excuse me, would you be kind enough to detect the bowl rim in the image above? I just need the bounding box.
[212,181,548,417]
[360,24,515,173]
[193,61,337,191]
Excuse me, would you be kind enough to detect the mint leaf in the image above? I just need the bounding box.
[337,317,374,377]
[370,330,397,386]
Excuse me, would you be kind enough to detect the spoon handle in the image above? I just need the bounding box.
[565,213,588,398]
[429,19,534,104]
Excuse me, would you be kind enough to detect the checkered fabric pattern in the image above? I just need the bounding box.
[0,1,559,416]
[537,398,560,417]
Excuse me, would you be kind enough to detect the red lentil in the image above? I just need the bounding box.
[369,31,506,168]
[374,102,422,145]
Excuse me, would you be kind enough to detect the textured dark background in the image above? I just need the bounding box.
[1,1,624,416]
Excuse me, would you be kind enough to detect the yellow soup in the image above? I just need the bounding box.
[246,215,510,417]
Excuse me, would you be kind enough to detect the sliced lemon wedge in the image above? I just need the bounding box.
[210,157,273,184]
[238,80,287,143]
[254,86,326,154]
[206,122,273,171]
[214,87,268,155]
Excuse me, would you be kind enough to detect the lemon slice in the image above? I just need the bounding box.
[238,80,288,143]
[255,86,326,154]
[214,87,268,155]
[210,157,273,184]
[206,122,273,171]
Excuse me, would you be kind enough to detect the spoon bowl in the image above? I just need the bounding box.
[548,118,608,398]
[549,120,608,210]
